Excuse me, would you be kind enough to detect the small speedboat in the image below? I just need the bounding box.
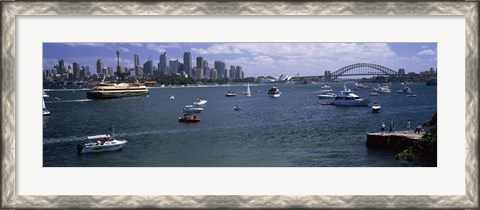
[234,105,242,111]
[369,92,379,96]
[320,84,331,89]
[183,105,204,113]
[268,87,281,98]
[77,134,128,154]
[193,98,208,106]
[317,93,336,99]
[397,86,413,94]
[43,108,51,116]
[178,114,201,123]
[372,103,381,112]
[225,91,236,97]
[170,95,175,100]
[407,93,417,97]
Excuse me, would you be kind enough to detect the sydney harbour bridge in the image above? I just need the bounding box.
[291,63,401,82]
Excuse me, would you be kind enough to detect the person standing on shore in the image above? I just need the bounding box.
[407,120,411,130]
[381,122,385,133]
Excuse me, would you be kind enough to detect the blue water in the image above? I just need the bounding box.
[43,83,436,167]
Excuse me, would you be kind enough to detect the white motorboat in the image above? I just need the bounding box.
[397,86,413,94]
[183,105,204,113]
[332,87,370,106]
[407,93,417,97]
[225,91,236,97]
[243,83,251,97]
[369,92,379,96]
[267,86,281,98]
[355,82,368,89]
[76,134,128,154]
[169,95,175,100]
[317,92,336,99]
[373,85,391,93]
[372,103,381,112]
[320,84,331,89]
[193,98,208,106]
[234,105,242,111]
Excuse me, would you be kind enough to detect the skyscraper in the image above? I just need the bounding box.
[134,53,141,76]
[72,62,80,79]
[169,58,179,75]
[143,60,153,77]
[116,49,121,75]
[214,61,225,79]
[96,59,104,75]
[203,60,209,79]
[159,52,167,75]
[58,59,65,74]
[229,65,235,79]
[183,52,192,77]
[196,57,204,79]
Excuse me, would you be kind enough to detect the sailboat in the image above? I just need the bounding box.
[43,91,50,116]
[243,83,251,97]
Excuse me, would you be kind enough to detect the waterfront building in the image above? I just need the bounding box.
[96,59,104,75]
[159,52,167,75]
[224,69,229,79]
[203,60,209,79]
[214,61,226,79]
[183,52,192,77]
[234,66,243,80]
[58,59,65,74]
[196,57,204,79]
[398,68,405,75]
[129,68,136,77]
[324,71,332,82]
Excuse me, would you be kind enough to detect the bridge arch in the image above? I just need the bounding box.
[331,63,398,79]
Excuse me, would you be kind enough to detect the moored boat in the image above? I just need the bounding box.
[193,98,208,106]
[373,85,391,93]
[317,92,336,99]
[332,87,370,106]
[225,91,236,97]
[43,91,50,116]
[178,114,201,123]
[267,86,281,98]
[76,134,128,154]
[183,105,204,113]
[243,83,251,97]
[372,103,381,112]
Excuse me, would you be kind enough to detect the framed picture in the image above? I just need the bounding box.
[2,1,478,209]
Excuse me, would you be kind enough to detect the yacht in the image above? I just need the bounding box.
[397,86,413,94]
[193,98,208,106]
[332,88,370,106]
[372,103,381,112]
[225,91,236,97]
[243,83,251,97]
[183,105,204,113]
[267,87,281,98]
[373,85,391,93]
[178,114,201,123]
[86,80,148,99]
[76,134,128,154]
[317,92,336,99]
[43,91,50,116]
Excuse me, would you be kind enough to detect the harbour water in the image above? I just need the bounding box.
[43,83,436,167]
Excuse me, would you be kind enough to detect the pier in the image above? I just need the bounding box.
[366,131,423,152]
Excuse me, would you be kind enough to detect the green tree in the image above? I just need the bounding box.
[395,112,437,166]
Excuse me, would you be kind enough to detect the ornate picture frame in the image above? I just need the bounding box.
[1,1,478,208]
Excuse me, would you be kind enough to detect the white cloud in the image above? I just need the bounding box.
[191,44,244,55]
[118,47,130,53]
[145,43,181,53]
[421,45,429,49]
[63,43,106,47]
[417,49,435,56]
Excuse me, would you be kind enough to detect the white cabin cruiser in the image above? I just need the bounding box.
[397,86,413,94]
[267,87,281,98]
[77,134,128,154]
[332,88,370,106]
[372,103,381,112]
[183,105,204,113]
[320,84,331,89]
[373,85,391,93]
[317,92,336,99]
[193,98,208,106]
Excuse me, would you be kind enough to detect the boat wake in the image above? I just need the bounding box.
[45,99,93,103]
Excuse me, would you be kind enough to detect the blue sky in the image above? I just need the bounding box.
[43,43,437,77]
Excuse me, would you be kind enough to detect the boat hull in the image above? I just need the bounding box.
[86,91,148,99]
[79,140,128,154]
[269,94,281,98]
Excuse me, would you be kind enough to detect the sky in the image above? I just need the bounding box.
[43,43,437,77]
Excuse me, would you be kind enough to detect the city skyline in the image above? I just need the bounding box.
[43,42,437,77]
